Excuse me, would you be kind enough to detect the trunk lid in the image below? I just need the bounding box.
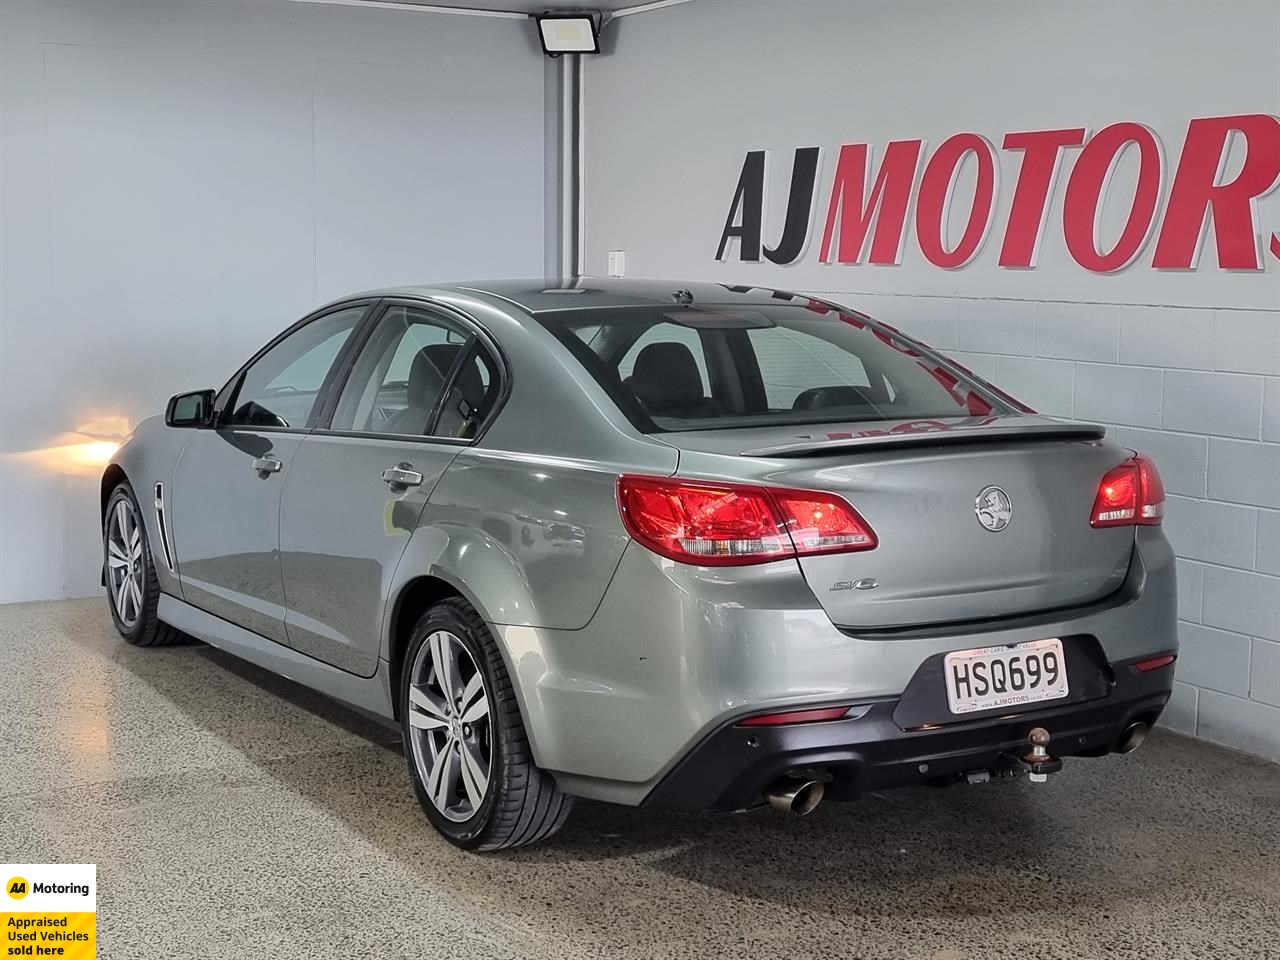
[662,416,1135,630]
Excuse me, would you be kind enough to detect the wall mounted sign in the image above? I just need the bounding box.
[716,114,1280,273]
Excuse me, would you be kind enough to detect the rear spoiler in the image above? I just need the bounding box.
[742,420,1106,458]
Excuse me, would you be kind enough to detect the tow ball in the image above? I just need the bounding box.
[1023,727,1063,783]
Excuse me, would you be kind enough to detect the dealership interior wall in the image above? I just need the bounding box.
[1,0,1277,772]
[585,0,1280,761]
[0,0,547,600]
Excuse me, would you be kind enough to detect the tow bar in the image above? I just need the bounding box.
[1023,727,1063,783]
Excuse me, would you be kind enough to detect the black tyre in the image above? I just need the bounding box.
[400,598,571,850]
[103,482,183,647]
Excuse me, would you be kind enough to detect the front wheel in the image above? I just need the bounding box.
[400,598,571,850]
[103,482,183,647]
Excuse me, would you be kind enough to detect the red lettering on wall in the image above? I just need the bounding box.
[1063,123,1163,272]
[819,141,923,265]
[723,113,1279,275]
[1152,114,1280,270]
[916,134,998,269]
[999,128,1087,267]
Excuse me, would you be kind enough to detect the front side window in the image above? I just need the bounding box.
[538,304,1017,432]
[331,304,501,438]
[226,306,364,428]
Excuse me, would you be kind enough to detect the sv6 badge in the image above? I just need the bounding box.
[831,578,879,592]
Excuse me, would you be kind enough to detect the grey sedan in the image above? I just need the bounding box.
[101,280,1177,849]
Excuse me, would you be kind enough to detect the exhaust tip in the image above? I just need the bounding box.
[1115,721,1150,754]
[766,779,825,816]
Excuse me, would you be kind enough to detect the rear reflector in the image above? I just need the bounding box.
[1134,654,1177,673]
[616,475,876,566]
[739,706,852,727]
[1090,454,1165,527]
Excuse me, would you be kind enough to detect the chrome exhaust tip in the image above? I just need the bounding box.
[765,778,825,816]
[1115,721,1150,754]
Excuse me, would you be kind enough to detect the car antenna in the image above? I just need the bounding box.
[671,289,694,305]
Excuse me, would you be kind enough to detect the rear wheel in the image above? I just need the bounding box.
[104,482,183,647]
[400,598,571,850]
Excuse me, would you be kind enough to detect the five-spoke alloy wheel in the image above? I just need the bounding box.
[407,629,493,822]
[400,598,571,850]
[103,482,183,647]
[106,495,146,630]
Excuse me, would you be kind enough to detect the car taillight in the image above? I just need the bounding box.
[1090,455,1165,527]
[616,475,877,566]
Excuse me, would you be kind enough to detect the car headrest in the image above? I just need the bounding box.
[406,346,453,411]
[421,343,487,408]
[629,342,705,407]
[791,385,875,410]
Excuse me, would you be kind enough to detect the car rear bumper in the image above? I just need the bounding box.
[506,527,1177,807]
[642,654,1174,811]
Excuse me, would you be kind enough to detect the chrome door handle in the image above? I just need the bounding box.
[252,455,282,477]
[382,463,424,489]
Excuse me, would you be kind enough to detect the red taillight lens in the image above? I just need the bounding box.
[617,476,791,564]
[772,489,878,555]
[616,475,877,566]
[1090,455,1165,527]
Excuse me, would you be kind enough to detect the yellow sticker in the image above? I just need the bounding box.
[3,864,96,958]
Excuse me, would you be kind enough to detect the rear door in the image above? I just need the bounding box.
[278,301,504,676]
[169,303,368,642]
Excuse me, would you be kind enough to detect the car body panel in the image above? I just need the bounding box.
[279,433,459,676]
[101,279,1179,812]
[169,428,304,644]
[512,526,1175,806]
[665,434,1136,629]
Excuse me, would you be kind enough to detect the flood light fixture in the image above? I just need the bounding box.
[536,13,599,55]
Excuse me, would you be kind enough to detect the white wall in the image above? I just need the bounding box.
[0,0,546,602]
[584,0,1280,758]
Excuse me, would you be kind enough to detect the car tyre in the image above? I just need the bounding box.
[104,482,184,647]
[401,598,571,850]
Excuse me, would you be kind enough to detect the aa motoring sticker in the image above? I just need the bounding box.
[3,865,95,958]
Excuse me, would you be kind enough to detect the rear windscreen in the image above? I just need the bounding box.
[535,303,1021,432]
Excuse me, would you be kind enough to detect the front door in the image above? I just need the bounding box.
[279,302,503,675]
[169,304,366,643]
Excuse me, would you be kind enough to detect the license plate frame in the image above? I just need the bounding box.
[943,638,1069,715]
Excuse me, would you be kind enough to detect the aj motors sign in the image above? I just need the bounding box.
[715,114,1280,273]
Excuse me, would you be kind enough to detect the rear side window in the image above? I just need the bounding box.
[536,304,1016,432]
[330,304,503,439]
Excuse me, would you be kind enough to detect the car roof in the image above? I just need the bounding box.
[338,278,829,316]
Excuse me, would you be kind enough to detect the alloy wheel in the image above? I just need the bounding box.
[407,630,492,822]
[106,498,145,629]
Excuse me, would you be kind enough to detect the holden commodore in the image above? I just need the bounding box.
[101,279,1177,850]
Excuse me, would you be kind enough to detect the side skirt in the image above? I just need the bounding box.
[158,594,396,723]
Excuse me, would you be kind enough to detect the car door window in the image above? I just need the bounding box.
[226,307,364,428]
[331,304,496,437]
[433,345,502,440]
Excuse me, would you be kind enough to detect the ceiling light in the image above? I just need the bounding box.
[536,14,599,55]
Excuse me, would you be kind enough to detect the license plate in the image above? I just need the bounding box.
[943,639,1069,715]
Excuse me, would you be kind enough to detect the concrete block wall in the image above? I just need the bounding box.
[840,291,1280,761]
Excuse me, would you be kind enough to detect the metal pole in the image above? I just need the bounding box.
[558,53,581,281]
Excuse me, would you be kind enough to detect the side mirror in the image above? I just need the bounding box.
[165,389,216,428]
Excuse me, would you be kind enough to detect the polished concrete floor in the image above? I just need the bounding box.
[2,598,1278,960]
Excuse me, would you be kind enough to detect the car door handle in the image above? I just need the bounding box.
[382,464,424,489]
[252,455,282,477]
